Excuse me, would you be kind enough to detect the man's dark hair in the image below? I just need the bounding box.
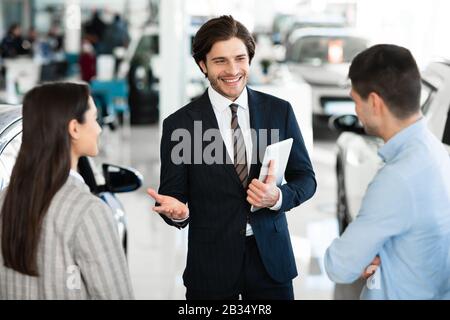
[349,44,421,119]
[192,15,256,72]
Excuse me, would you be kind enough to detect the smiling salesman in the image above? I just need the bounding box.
[147,15,316,300]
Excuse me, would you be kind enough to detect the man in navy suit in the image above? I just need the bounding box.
[147,15,316,300]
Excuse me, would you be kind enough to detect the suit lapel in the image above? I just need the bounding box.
[248,87,268,181]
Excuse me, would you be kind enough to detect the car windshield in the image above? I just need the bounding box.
[290,35,367,65]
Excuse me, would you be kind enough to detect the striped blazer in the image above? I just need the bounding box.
[0,174,134,299]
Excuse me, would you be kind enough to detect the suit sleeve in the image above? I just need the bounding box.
[74,200,134,299]
[278,102,317,213]
[158,116,190,229]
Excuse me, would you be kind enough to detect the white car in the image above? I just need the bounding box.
[285,28,368,120]
[334,60,450,234]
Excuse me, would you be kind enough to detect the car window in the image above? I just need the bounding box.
[0,132,22,190]
[290,35,367,65]
[420,81,436,114]
[442,108,450,146]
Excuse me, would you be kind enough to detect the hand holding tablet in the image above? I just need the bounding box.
[250,138,293,212]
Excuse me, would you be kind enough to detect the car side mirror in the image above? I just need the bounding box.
[102,164,143,193]
[329,114,366,134]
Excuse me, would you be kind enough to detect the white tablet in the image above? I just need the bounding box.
[250,138,293,212]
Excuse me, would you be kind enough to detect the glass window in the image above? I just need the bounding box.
[0,133,22,190]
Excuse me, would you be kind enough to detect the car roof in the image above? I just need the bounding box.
[141,23,200,36]
[291,15,347,27]
[288,27,366,44]
[421,60,450,88]
[433,58,450,68]
[0,105,22,136]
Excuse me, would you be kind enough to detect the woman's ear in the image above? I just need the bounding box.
[68,119,80,140]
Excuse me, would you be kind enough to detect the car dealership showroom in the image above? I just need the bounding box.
[0,0,449,302]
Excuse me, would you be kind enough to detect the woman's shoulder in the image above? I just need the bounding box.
[55,176,98,206]
[49,176,113,230]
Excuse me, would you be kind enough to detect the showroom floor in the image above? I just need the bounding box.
[96,122,363,300]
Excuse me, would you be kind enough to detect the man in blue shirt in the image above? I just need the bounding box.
[325,44,450,299]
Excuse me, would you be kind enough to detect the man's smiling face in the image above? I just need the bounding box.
[199,37,250,101]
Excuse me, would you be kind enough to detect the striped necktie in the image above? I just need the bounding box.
[230,103,248,188]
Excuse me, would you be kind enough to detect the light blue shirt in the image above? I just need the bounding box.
[325,118,450,299]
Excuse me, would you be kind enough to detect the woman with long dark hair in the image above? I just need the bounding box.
[0,82,133,299]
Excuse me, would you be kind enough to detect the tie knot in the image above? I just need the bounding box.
[229,104,239,115]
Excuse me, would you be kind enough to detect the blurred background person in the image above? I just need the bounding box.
[0,23,29,58]
[100,14,130,75]
[84,10,107,53]
[100,14,130,55]
[47,24,64,54]
[80,38,97,82]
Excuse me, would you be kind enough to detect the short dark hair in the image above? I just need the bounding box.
[349,44,421,119]
[192,15,256,72]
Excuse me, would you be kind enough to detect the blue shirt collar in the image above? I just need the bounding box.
[378,117,427,162]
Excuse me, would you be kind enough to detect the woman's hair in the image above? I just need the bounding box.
[1,82,90,276]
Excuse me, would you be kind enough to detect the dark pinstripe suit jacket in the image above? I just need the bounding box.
[158,87,316,295]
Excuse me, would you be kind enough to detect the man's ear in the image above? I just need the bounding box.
[68,119,80,140]
[199,60,207,76]
[368,92,384,116]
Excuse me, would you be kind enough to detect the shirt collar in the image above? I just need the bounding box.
[208,86,248,113]
[69,169,85,184]
[378,117,427,162]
